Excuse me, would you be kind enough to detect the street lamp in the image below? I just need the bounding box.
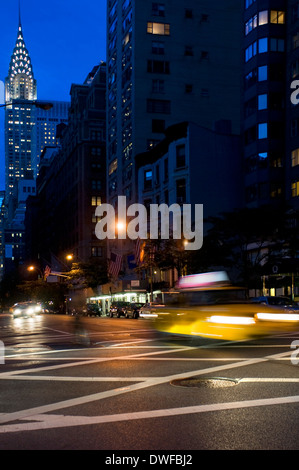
[27,265,44,280]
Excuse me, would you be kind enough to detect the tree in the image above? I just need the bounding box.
[67,261,108,290]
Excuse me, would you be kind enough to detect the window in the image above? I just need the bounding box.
[259,38,268,53]
[258,94,267,110]
[291,148,299,167]
[245,14,257,35]
[176,145,186,168]
[147,98,171,114]
[176,179,186,203]
[152,3,165,17]
[92,196,102,206]
[184,45,194,56]
[292,181,299,197]
[245,0,257,9]
[259,10,268,25]
[91,246,103,257]
[245,68,258,89]
[293,32,299,49]
[147,60,170,74]
[245,41,257,62]
[270,38,285,52]
[201,50,209,60]
[92,180,102,190]
[147,22,170,35]
[258,123,268,139]
[185,9,193,19]
[144,169,153,190]
[258,65,268,81]
[108,158,117,175]
[270,10,285,24]
[152,41,165,54]
[152,78,164,93]
[164,158,168,180]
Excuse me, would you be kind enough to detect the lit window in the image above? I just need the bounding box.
[258,65,268,81]
[258,123,268,139]
[147,22,170,35]
[291,148,299,167]
[259,11,268,25]
[91,196,102,206]
[270,10,285,24]
[258,94,267,110]
[292,181,299,197]
[259,37,268,53]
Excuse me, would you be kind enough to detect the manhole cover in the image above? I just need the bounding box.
[171,377,238,388]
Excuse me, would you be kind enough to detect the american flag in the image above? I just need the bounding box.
[44,265,51,279]
[108,252,122,278]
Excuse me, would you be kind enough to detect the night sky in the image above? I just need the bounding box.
[0,0,107,190]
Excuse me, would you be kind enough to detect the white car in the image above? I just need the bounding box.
[11,301,43,318]
[139,302,165,318]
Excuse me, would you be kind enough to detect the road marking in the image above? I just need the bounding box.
[0,349,292,425]
[1,394,299,434]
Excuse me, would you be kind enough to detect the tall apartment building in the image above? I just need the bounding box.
[106,0,242,208]
[287,0,299,210]
[243,0,287,208]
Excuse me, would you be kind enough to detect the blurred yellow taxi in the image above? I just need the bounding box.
[153,272,299,341]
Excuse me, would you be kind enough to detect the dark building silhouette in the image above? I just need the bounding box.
[26,63,107,270]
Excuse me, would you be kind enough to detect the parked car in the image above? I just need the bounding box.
[251,296,299,310]
[82,303,102,317]
[10,301,43,319]
[109,301,130,318]
[125,303,144,319]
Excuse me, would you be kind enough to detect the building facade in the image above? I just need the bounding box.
[243,0,287,208]
[27,63,107,271]
[106,0,242,209]
[33,101,70,178]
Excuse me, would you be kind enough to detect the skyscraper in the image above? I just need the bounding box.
[106,0,242,208]
[243,0,287,208]
[4,10,37,208]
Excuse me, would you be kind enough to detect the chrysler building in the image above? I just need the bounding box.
[4,8,37,207]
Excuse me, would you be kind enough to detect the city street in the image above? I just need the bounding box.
[0,312,299,452]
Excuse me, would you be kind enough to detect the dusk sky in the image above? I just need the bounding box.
[0,0,107,190]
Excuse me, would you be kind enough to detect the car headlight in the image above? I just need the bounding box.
[255,312,299,322]
[35,305,42,313]
[207,315,256,325]
[14,308,21,315]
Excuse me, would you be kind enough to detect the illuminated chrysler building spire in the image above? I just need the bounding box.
[4,2,37,201]
[5,3,37,102]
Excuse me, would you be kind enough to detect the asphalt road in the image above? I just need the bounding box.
[0,312,299,454]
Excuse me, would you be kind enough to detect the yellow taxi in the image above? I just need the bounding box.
[153,272,299,341]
